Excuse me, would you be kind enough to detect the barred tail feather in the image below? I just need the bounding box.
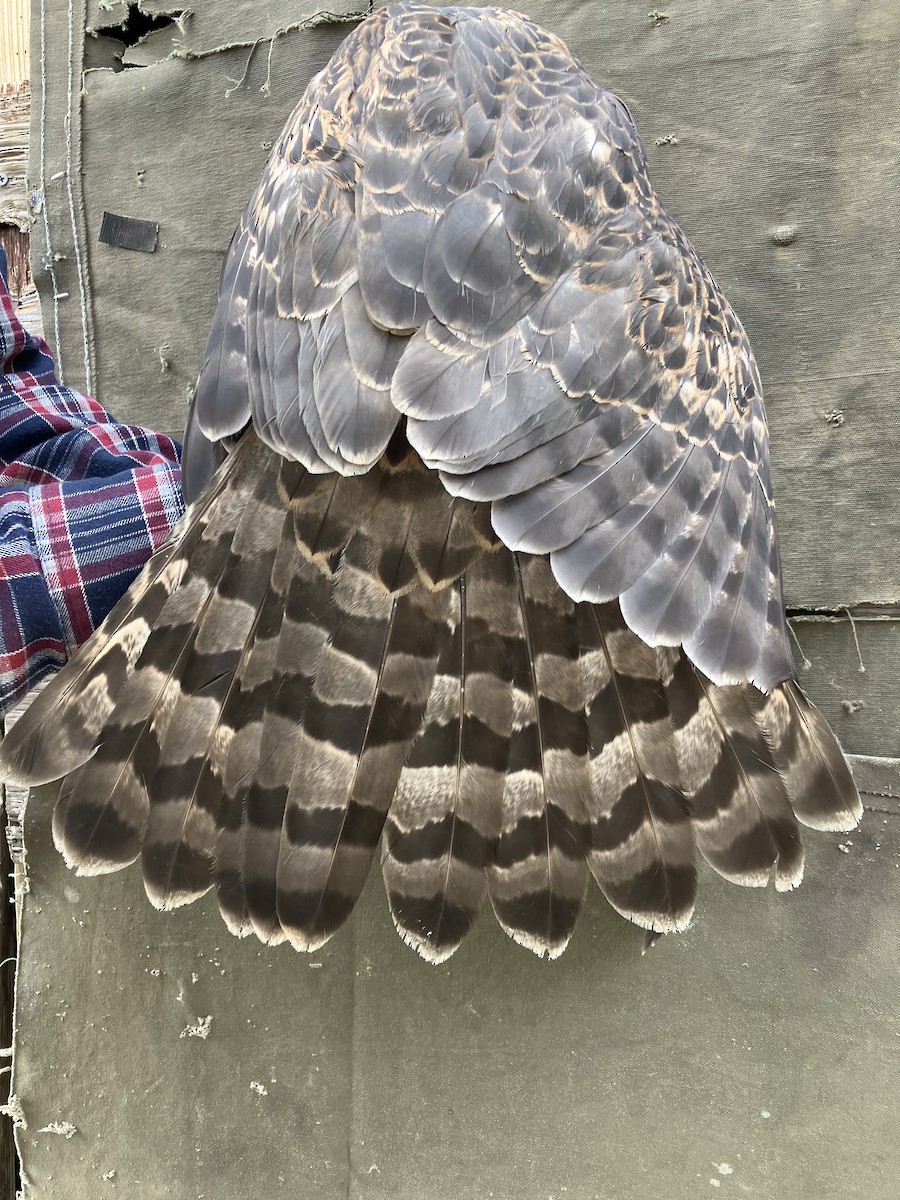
[486,554,591,959]
[275,564,452,952]
[239,557,335,944]
[211,486,347,941]
[579,604,696,932]
[141,494,304,912]
[661,651,805,893]
[212,564,294,940]
[383,553,513,962]
[751,681,862,833]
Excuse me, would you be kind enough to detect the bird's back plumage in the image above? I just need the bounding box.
[0,3,861,962]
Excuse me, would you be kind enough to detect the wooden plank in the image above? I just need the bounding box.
[1,0,29,1191]
[0,0,27,85]
[0,82,28,229]
[0,76,39,333]
[1,0,38,334]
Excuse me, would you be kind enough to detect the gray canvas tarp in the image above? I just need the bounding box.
[7,2,899,1197]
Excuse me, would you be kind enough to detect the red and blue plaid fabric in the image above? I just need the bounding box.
[0,252,184,716]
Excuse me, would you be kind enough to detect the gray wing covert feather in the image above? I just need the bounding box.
[182,218,254,500]
[190,218,254,446]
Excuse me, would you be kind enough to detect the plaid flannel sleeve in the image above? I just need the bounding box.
[0,258,185,716]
